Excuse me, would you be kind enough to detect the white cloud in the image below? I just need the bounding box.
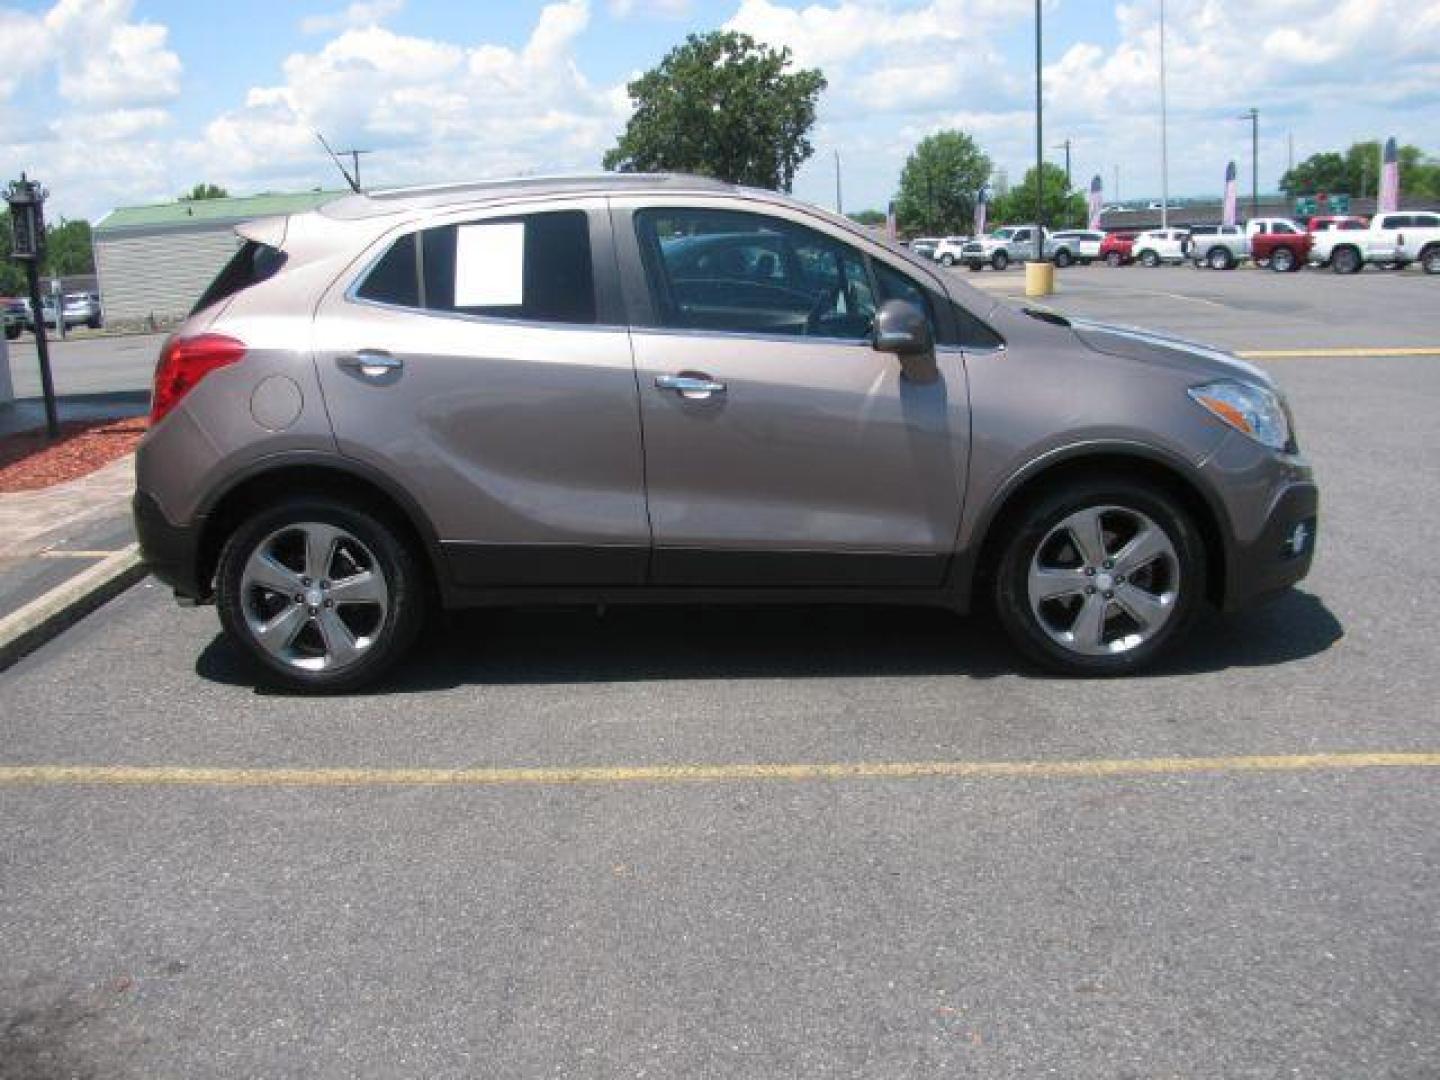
[299,0,406,36]
[608,0,692,16]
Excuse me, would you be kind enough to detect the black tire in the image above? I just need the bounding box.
[1270,247,1297,273]
[1421,246,1440,275]
[1105,251,1123,267]
[992,250,1010,271]
[4,324,18,341]
[216,497,426,692]
[939,253,955,266]
[993,476,1206,676]
[1054,249,1073,268]
[87,316,101,329]
[1331,246,1362,274]
[967,261,983,272]
[1207,247,1233,270]
[1140,249,1160,268]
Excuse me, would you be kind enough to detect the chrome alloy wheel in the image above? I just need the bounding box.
[1026,505,1180,657]
[239,522,389,672]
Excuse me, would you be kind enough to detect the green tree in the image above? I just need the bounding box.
[180,182,229,201]
[847,208,886,226]
[1280,140,1437,199]
[991,163,1085,230]
[42,219,94,277]
[894,130,991,236]
[603,31,826,192]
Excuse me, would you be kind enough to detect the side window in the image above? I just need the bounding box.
[1417,215,1440,228]
[355,233,419,307]
[636,208,876,340]
[421,210,594,324]
[873,259,1002,351]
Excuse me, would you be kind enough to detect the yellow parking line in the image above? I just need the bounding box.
[0,753,1436,789]
[1236,347,1440,359]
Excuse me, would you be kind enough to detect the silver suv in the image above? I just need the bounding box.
[134,174,1318,690]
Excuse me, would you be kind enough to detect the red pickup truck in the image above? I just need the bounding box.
[1099,232,1137,266]
[1248,219,1312,272]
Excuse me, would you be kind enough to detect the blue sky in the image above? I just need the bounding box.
[1,0,1436,221]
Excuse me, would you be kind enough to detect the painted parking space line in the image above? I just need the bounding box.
[38,549,127,559]
[1,753,1436,790]
[1236,347,1440,359]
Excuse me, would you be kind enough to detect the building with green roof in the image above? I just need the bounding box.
[92,191,344,324]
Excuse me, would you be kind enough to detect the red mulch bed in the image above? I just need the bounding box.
[0,417,148,493]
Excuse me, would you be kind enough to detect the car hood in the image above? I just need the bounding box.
[1067,317,1278,389]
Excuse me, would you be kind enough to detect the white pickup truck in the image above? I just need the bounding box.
[961,226,1047,271]
[1317,210,1440,274]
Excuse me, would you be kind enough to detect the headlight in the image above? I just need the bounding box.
[1188,380,1291,450]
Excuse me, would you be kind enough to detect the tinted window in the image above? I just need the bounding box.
[420,210,594,324]
[636,208,875,340]
[191,240,286,315]
[1416,215,1440,228]
[1272,222,1297,235]
[356,233,420,307]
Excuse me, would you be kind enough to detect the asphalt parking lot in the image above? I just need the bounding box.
[3,266,1438,1078]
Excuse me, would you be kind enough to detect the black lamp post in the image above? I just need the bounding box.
[1034,0,1044,261]
[5,174,59,439]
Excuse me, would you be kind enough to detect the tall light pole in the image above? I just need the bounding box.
[1053,139,1072,188]
[1237,107,1259,221]
[1159,0,1169,229]
[1034,0,1045,261]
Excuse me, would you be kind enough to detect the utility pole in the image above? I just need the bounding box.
[1237,107,1259,220]
[834,149,842,215]
[1159,0,1170,229]
[1034,0,1045,260]
[1053,139,1072,188]
[1114,164,1120,205]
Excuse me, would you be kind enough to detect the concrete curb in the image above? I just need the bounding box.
[0,543,146,670]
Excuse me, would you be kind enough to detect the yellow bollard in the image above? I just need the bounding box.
[1025,260,1055,297]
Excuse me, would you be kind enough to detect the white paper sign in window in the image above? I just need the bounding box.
[454,221,524,307]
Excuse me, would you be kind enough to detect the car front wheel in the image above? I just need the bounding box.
[1139,250,1159,268]
[1054,249,1073,268]
[1105,252,1123,267]
[1421,246,1440,275]
[994,478,1205,676]
[1331,247,1362,274]
[992,251,1010,271]
[217,498,426,692]
[939,253,955,266]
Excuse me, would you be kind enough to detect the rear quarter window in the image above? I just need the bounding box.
[191,240,286,316]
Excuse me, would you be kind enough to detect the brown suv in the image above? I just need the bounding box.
[134,174,1317,690]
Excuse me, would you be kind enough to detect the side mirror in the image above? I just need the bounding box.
[872,299,938,383]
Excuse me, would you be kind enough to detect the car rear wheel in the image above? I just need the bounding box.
[1271,247,1297,272]
[217,498,426,692]
[1331,247,1362,274]
[1421,246,1440,275]
[3,324,18,340]
[1207,247,1233,270]
[994,478,1205,676]
[1105,251,1123,267]
[992,251,1010,271]
[1054,249,1073,268]
[939,253,955,266]
[1140,250,1159,268]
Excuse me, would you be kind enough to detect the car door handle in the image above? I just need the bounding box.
[337,350,403,378]
[655,373,726,397]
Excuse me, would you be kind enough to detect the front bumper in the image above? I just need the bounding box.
[1222,480,1319,611]
[133,490,209,601]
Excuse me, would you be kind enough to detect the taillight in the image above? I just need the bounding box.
[150,333,246,424]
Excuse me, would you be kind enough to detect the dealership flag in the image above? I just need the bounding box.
[886,200,897,240]
[1221,160,1238,227]
[1378,137,1400,213]
[974,183,990,236]
[1087,174,1103,230]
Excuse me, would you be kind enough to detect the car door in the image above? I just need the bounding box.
[311,199,650,587]
[611,198,968,588]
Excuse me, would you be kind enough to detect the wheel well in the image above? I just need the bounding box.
[197,464,440,601]
[973,453,1227,608]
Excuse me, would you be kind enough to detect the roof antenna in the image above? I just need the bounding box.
[316,132,364,193]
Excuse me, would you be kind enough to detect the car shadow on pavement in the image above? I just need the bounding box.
[194,589,1342,695]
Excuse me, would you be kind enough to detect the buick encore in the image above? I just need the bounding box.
[134,174,1318,691]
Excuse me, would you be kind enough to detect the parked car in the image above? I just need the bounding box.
[133,174,1317,691]
[1099,231,1138,266]
[931,236,971,266]
[1248,223,1311,273]
[1044,230,1105,267]
[907,237,942,260]
[1,297,25,340]
[1307,215,1368,234]
[1318,210,1440,274]
[26,292,102,330]
[1182,225,1248,270]
[961,226,1046,271]
[1131,229,1190,266]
